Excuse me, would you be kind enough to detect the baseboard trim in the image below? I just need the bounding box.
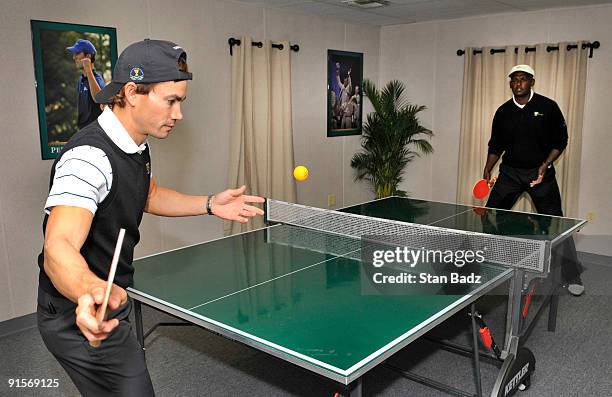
[0,312,37,338]
[578,251,612,268]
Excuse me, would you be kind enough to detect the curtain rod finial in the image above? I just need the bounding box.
[228,37,241,56]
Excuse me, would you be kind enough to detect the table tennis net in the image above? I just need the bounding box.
[266,199,549,273]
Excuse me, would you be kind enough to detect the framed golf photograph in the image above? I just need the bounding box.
[31,20,117,159]
[327,49,363,137]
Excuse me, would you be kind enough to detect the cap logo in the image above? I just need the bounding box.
[130,67,144,81]
[173,45,182,50]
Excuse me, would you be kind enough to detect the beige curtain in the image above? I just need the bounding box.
[226,37,297,235]
[457,42,588,217]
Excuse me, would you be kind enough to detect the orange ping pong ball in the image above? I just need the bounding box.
[293,165,309,181]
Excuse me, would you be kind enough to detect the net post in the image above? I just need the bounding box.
[263,198,269,225]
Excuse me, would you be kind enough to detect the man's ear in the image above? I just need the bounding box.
[531,78,536,87]
[123,82,139,107]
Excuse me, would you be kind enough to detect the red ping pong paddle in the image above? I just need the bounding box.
[472,177,497,200]
[472,206,487,216]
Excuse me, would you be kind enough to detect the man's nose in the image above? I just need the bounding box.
[172,103,183,120]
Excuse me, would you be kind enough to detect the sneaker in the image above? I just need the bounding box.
[567,276,585,296]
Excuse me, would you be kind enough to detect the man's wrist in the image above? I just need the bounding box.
[206,195,214,215]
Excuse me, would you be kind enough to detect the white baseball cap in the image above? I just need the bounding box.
[508,64,535,78]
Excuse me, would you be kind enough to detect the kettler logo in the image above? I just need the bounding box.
[504,363,530,396]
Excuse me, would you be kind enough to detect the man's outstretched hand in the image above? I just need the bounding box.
[211,186,265,223]
[530,163,548,187]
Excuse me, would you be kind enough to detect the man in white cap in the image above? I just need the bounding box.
[482,64,584,296]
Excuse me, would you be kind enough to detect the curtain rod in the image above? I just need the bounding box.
[456,41,600,58]
[228,37,300,56]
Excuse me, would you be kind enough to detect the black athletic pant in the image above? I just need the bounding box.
[486,164,582,281]
[37,286,155,396]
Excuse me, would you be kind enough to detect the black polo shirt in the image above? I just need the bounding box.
[488,93,568,168]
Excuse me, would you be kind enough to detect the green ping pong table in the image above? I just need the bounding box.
[128,197,586,397]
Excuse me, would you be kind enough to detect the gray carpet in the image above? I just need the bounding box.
[1,262,611,397]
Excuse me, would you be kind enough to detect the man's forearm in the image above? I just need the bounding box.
[336,73,343,90]
[543,149,562,165]
[44,239,104,302]
[84,68,102,99]
[483,153,500,174]
[145,185,208,216]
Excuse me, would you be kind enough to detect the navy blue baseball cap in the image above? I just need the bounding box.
[66,39,96,54]
[95,39,193,104]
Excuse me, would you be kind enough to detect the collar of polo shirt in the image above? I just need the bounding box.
[512,89,534,109]
[98,107,148,154]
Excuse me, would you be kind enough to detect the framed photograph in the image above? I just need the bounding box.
[327,49,363,137]
[31,20,117,159]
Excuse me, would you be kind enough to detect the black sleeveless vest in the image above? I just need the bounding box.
[38,121,151,296]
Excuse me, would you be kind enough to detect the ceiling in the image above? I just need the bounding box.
[231,0,612,26]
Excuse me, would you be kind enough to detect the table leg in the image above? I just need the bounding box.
[337,378,362,397]
[134,300,145,354]
[548,261,560,332]
[470,303,483,397]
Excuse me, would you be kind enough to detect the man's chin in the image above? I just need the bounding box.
[157,128,173,138]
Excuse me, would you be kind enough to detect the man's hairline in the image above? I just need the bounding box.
[72,51,94,58]
[121,81,188,99]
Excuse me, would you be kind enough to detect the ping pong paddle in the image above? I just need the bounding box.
[472,177,497,200]
[89,228,125,348]
[472,206,487,216]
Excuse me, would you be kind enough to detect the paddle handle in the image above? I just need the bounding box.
[89,229,126,348]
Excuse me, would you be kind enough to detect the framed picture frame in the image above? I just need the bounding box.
[327,49,363,137]
[31,20,117,159]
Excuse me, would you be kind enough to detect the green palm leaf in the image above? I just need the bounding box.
[351,79,433,199]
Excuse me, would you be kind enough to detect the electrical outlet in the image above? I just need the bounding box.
[586,212,595,223]
[328,194,336,208]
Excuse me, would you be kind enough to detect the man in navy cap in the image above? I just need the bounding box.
[66,39,106,129]
[38,39,264,395]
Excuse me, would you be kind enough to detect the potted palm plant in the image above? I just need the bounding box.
[351,79,433,198]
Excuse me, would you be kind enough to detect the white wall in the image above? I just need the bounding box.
[0,0,377,321]
[264,8,379,210]
[379,4,612,256]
